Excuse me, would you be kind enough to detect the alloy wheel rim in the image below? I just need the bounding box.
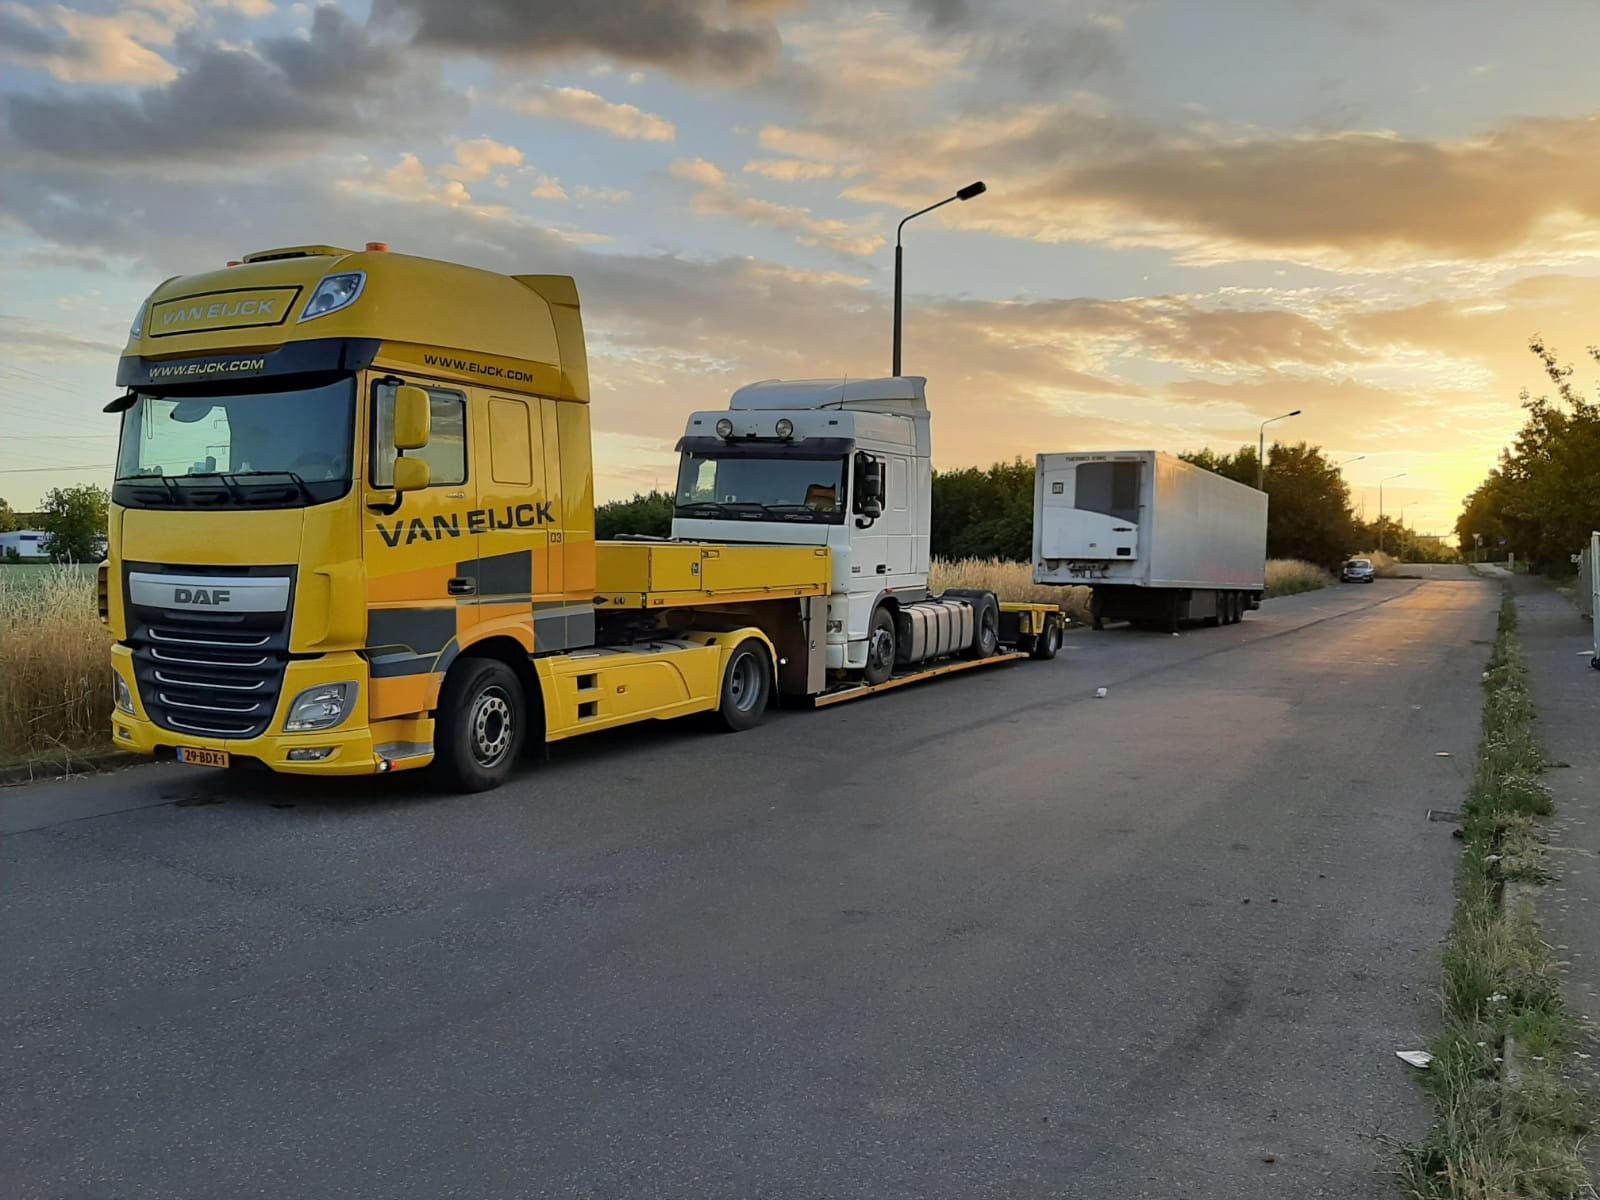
[471,686,512,767]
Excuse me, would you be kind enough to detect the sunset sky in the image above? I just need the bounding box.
[4,0,1600,532]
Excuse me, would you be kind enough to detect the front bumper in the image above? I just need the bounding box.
[110,647,433,775]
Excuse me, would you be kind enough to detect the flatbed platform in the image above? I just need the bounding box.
[811,651,1029,707]
[595,541,831,610]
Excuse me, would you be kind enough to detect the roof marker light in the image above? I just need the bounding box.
[365,242,390,252]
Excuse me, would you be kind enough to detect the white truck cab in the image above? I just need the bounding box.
[673,377,932,673]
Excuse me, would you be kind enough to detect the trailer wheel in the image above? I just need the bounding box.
[715,638,772,731]
[432,658,526,793]
[863,606,897,685]
[1030,615,1062,660]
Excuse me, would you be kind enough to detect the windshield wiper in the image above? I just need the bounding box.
[220,471,315,503]
[759,504,829,521]
[675,500,733,517]
[114,473,183,504]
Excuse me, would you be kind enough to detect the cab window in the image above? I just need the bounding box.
[371,381,466,487]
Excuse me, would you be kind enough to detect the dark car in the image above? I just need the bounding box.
[1342,557,1376,583]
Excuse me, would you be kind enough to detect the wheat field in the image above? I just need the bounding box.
[0,564,112,768]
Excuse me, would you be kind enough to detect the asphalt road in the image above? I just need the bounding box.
[3,572,1496,1199]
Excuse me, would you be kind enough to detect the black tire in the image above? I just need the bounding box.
[716,638,772,731]
[432,658,526,793]
[944,589,1000,660]
[863,606,897,685]
[1204,590,1222,627]
[1030,615,1062,660]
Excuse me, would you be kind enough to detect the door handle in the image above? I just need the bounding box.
[448,577,477,596]
[876,564,888,574]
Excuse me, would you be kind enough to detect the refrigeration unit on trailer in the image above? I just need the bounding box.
[1032,450,1268,631]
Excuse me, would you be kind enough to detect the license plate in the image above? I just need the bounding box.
[177,747,230,768]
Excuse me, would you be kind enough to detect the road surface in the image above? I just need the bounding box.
[3,572,1495,1199]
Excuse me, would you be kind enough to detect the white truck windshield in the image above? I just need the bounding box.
[675,453,847,524]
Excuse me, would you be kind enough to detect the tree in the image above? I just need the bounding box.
[1179,441,1357,569]
[930,459,1035,561]
[596,490,673,539]
[35,483,109,562]
[0,496,19,533]
[1457,340,1600,573]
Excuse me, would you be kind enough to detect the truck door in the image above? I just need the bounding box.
[471,394,561,645]
[883,454,914,580]
[362,378,478,686]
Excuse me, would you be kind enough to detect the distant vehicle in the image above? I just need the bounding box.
[1342,558,1376,584]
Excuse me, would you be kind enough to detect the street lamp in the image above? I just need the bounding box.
[1257,409,1302,490]
[892,180,986,376]
[1339,455,1366,468]
[1379,472,1406,553]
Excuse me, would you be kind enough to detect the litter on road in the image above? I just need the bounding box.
[1095,687,1108,698]
[1396,1050,1434,1069]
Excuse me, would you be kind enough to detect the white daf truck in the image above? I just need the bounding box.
[672,377,1063,690]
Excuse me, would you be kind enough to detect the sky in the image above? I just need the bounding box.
[4,0,1600,533]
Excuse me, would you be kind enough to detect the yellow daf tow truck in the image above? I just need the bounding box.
[104,244,1062,790]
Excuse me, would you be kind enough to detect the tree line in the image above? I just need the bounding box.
[596,441,1439,568]
[1456,340,1600,574]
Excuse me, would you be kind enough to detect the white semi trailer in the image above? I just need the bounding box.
[1032,450,1268,632]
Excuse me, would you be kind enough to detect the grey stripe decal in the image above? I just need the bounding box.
[367,607,455,656]
[456,550,532,598]
[368,651,437,678]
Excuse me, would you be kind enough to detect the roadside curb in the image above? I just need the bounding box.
[0,749,139,788]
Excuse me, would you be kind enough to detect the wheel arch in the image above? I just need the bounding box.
[442,633,545,746]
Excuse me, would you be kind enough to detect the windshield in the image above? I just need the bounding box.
[113,376,355,508]
[675,452,847,524]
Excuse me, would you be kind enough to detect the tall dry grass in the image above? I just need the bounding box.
[930,558,1092,623]
[0,564,112,767]
[1263,559,1333,597]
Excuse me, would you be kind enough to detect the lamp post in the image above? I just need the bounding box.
[1379,472,1406,553]
[893,180,986,376]
[1257,409,1301,490]
[1339,455,1366,468]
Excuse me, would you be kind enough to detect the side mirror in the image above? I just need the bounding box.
[860,498,883,519]
[392,456,431,493]
[393,385,431,451]
[862,457,885,503]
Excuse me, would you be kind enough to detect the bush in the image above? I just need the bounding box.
[0,563,111,767]
[929,557,1091,624]
[1264,559,1333,597]
[596,490,673,539]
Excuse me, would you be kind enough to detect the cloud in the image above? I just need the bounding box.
[3,4,461,162]
[373,0,802,81]
[500,84,676,142]
[798,103,1600,270]
[669,157,883,257]
[744,158,838,181]
[438,137,524,181]
[0,4,179,85]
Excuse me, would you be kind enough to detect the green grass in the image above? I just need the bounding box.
[1395,593,1592,1199]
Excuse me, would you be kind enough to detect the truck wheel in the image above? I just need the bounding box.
[432,658,526,793]
[1030,615,1062,660]
[863,606,897,685]
[716,638,772,731]
[1204,591,1222,628]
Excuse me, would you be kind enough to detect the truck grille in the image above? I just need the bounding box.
[134,624,287,738]
[123,562,295,740]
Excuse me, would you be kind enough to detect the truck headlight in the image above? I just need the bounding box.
[284,682,356,732]
[775,418,794,439]
[113,673,135,715]
[298,272,366,322]
[715,418,734,438]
